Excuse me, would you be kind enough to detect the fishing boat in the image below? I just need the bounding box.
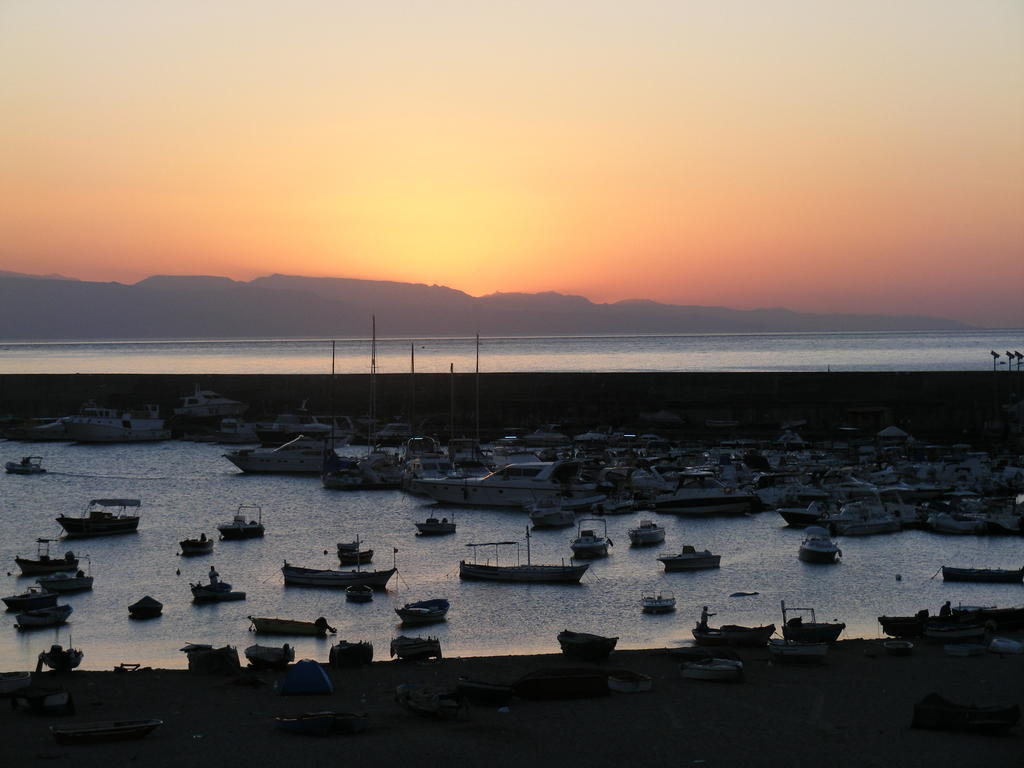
[179,534,214,555]
[5,456,45,474]
[37,643,83,672]
[557,630,618,661]
[217,505,265,540]
[415,515,456,536]
[345,584,374,603]
[2,585,58,612]
[50,719,163,744]
[336,538,374,564]
[922,622,988,643]
[680,658,744,681]
[912,692,1020,734]
[395,599,450,626]
[570,518,612,559]
[15,604,73,629]
[56,498,140,537]
[11,687,75,715]
[244,643,295,669]
[329,640,374,667]
[37,565,93,593]
[459,529,590,584]
[282,562,397,589]
[766,638,828,664]
[15,539,79,575]
[640,591,676,614]
[878,611,930,638]
[941,566,1024,583]
[389,635,442,661]
[190,579,245,603]
[797,526,842,564]
[627,520,665,547]
[128,595,163,619]
[248,616,336,636]
[780,601,845,643]
[692,622,776,647]
[274,711,368,736]
[658,545,721,571]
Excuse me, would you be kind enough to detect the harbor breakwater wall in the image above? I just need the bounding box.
[0,372,1015,445]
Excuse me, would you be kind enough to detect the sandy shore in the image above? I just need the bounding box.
[3,639,1021,768]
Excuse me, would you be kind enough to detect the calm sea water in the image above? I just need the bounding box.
[2,440,1022,671]
[0,329,1021,374]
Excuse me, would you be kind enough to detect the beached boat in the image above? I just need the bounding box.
[797,526,841,564]
[456,677,515,706]
[128,595,163,619]
[5,456,46,474]
[627,520,666,546]
[281,562,397,589]
[767,638,828,664]
[394,683,461,719]
[56,498,140,537]
[878,612,929,638]
[3,585,58,612]
[249,616,336,636]
[15,604,72,629]
[329,640,374,667]
[943,643,988,657]
[641,591,676,614]
[911,692,1020,734]
[275,711,368,736]
[11,687,75,715]
[513,668,610,700]
[217,505,265,540]
[345,584,374,603]
[780,601,845,643]
[459,530,590,584]
[658,545,721,571]
[244,643,295,669]
[50,719,163,744]
[570,519,612,559]
[389,635,442,661]
[395,599,450,626]
[36,643,83,672]
[680,658,744,681]
[951,604,1024,631]
[883,640,914,656]
[941,566,1023,583]
[179,534,214,555]
[15,539,79,575]
[415,515,457,536]
[692,622,775,647]
[557,630,618,661]
[0,671,32,696]
[606,669,653,693]
[922,622,987,642]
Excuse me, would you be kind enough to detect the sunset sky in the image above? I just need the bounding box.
[1,1,1021,327]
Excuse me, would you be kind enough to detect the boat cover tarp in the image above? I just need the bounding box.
[278,659,333,695]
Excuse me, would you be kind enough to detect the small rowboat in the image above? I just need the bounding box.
[883,640,914,656]
[941,566,1023,584]
[337,540,374,565]
[0,671,32,695]
[557,630,618,661]
[248,616,336,636]
[395,599,450,626]
[329,640,373,667]
[680,658,744,682]
[766,639,828,664]
[12,687,75,714]
[345,585,374,603]
[607,669,653,693]
[389,635,441,661]
[179,536,214,555]
[15,604,72,629]
[50,719,162,744]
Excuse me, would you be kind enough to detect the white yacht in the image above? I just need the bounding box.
[63,402,170,443]
[224,435,335,473]
[797,526,842,563]
[653,472,757,516]
[173,385,248,419]
[409,460,599,507]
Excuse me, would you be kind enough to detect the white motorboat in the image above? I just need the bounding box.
[410,460,600,507]
[217,505,265,540]
[5,456,46,474]
[627,520,665,546]
[640,591,676,614]
[570,519,611,559]
[767,638,828,664]
[173,385,248,419]
[927,512,986,535]
[658,545,721,571]
[215,418,259,444]
[680,658,744,681]
[653,472,757,516]
[526,497,576,528]
[797,526,841,564]
[322,451,403,490]
[15,604,73,629]
[224,435,335,474]
[827,499,901,536]
[62,402,170,443]
[38,568,93,593]
[190,580,246,603]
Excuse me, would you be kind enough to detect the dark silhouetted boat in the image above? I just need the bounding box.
[912,692,1020,734]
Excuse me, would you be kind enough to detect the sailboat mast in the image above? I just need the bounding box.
[475,333,480,444]
[410,342,416,434]
[369,316,377,455]
[329,339,336,451]
[449,362,455,445]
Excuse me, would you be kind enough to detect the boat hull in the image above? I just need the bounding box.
[692,624,775,647]
[941,567,1023,583]
[282,565,397,588]
[658,554,721,571]
[458,561,589,584]
[56,516,139,537]
[249,616,334,636]
[51,719,162,744]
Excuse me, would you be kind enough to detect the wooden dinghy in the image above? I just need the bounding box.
[50,719,162,744]
[275,711,368,736]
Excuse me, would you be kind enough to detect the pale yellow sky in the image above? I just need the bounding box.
[1,1,1021,325]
